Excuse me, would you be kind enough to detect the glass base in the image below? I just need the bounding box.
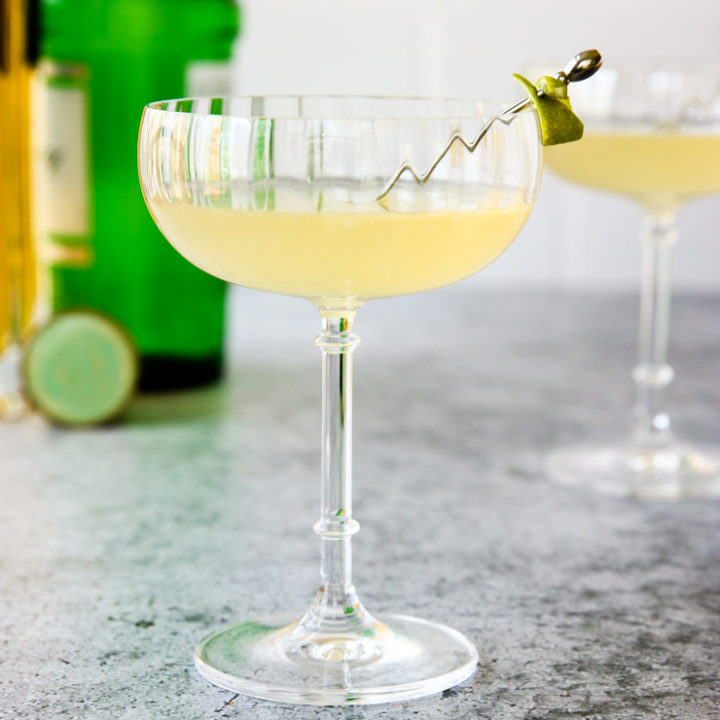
[546,442,720,499]
[194,613,478,706]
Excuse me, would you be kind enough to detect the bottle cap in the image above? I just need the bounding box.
[24,310,138,426]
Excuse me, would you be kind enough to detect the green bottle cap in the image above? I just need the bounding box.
[24,311,138,426]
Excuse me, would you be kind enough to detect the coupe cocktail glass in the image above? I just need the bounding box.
[139,95,542,705]
[544,60,720,499]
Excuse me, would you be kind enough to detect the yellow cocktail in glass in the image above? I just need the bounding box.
[149,200,531,304]
[546,131,720,206]
[139,94,542,704]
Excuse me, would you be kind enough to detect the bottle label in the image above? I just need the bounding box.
[185,60,234,97]
[33,61,93,267]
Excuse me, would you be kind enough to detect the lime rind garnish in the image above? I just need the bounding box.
[513,73,584,146]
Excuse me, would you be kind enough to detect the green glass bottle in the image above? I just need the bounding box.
[34,0,240,390]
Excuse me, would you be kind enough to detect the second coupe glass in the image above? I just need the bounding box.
[544,60,720,499]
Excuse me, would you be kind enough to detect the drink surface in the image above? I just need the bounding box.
[148,199,531,306]
[544,130,720,206]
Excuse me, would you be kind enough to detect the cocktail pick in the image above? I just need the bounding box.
[376,49,603,201]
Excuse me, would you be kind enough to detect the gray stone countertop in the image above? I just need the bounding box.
[1,289,719,720]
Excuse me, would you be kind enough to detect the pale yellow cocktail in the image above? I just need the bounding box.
[148,200,532,306]
[544,131,720,205]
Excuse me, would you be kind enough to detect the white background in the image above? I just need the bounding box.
[229,0,720,292]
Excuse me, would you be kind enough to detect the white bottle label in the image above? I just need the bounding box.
[33,62,92,265]
[185,60,235,97]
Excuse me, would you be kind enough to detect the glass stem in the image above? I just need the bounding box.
[296,312,374,636]
[632,210,678,447]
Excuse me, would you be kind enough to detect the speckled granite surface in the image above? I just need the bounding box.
[1,290,719,720]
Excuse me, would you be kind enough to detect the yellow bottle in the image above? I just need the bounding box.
[0,0,38,416]
[0,0,37,351]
